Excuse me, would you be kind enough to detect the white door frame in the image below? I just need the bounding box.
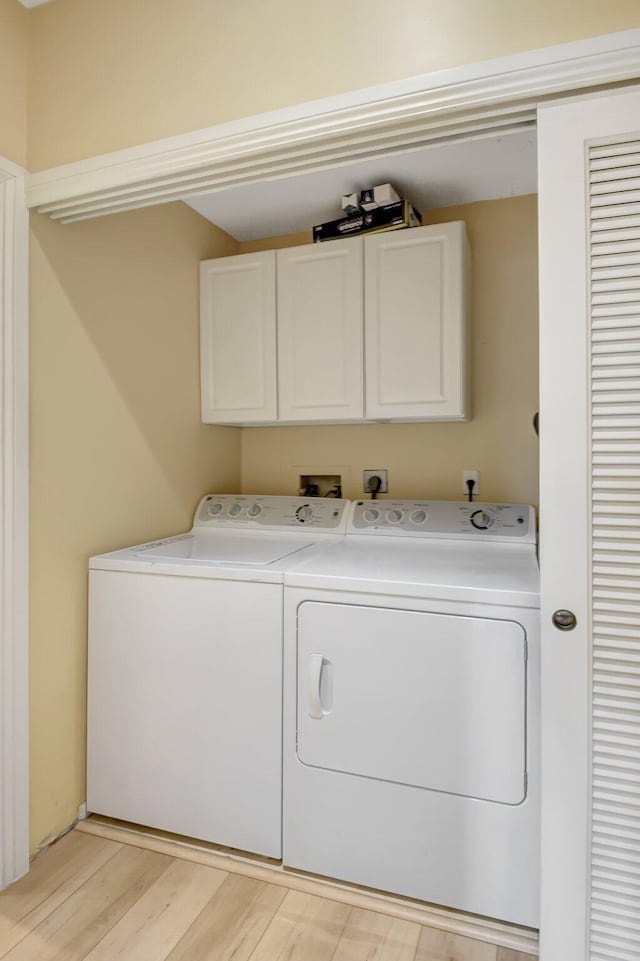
[0,156,29,889]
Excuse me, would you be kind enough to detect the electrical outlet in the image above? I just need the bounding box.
[363,469,388,494]
[462,470,480,496]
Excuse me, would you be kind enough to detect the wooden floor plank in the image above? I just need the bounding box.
[415,926,498,961]
[249,890,352,961]
[332,907,421,961]
[77,821,539,957]
[82,858,227,961]
[0,834,123,958]
[497,950,536,961]
[0,831,122,943]
[0,831,536,961]
[165,873,287,961]
[1,845,171,961]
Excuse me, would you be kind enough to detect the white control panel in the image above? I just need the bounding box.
[350,500,536,542]
[194,494,349,531]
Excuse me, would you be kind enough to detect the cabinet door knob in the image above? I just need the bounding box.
[552,609,577,631]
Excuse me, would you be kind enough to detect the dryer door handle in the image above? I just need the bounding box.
[308,654,324,719]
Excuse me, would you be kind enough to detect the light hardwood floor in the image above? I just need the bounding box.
[0,831,535,961]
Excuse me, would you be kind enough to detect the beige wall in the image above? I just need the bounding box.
[240,195,539,506]
[29,202,240,852]
[0,0,28,167]
[27,0,640,170]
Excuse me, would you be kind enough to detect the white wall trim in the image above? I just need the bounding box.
[0,158,29,890]
[25,29,640,224]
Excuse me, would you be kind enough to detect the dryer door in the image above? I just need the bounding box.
[297,602,527,804]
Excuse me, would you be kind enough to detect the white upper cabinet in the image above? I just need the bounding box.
[277,239,363,422]
[365,222,469,421]
[200,251,277,424]
[200,223,469,425]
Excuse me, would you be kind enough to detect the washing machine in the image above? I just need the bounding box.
[87,493,348,858]
[283,499,540,925]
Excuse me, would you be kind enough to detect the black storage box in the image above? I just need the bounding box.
[313,199,422,243]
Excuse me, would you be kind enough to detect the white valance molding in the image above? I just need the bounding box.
[26,28,640,224]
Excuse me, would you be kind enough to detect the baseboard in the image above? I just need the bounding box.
[76,817,539,956]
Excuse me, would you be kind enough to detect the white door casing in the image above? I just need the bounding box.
[0,158,29,890]
[538,86,640,961]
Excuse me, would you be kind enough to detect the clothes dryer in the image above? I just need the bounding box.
[283,499,539,925]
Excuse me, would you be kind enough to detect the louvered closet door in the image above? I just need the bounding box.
[539,87,640,961]
[589,141,640,961]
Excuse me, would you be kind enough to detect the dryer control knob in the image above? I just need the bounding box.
[471,509,495,530]
[387,509,404,524]
[247,504,262,517]
[410,509,427,524]
[363,508,380,523]
[228,503,243,516]
[207,502,224,516]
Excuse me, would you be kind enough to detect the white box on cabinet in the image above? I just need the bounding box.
[277,239,363,422]
[200,250,277,424]
[364,222,469,421]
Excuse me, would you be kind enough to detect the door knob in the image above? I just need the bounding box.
[552,609,577,631]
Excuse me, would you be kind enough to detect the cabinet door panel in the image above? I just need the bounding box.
[200,251,276,423]
[365,223,468,421]
[277,239,363,421]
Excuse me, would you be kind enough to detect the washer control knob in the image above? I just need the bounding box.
[470,509,495,530]
[410,509,427,524]
[228,503,242,516]
[387,509,404,524]
[296,505,314,523]
[207,502,224,516]
[247,504,262,517]
[363,508,380,523]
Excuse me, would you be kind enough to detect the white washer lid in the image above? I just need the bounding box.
[134,531,315,566]
[89,529,323,581]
